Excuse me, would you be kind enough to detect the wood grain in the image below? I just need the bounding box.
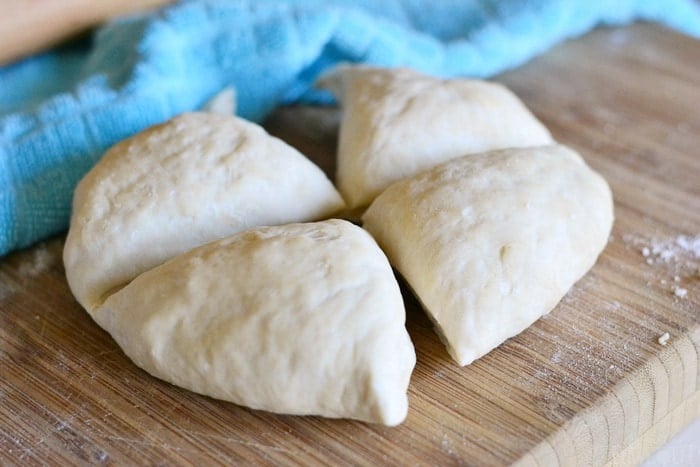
[0,24,698,465]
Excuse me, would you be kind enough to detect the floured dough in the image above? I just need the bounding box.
[64,112,345,312]
[94,219,415,426]
[317,66,553,210]
[362,145,613,366]
[202,87,236,115]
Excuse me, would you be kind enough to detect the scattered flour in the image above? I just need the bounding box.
[635,234,700,265]
[623,233,699,300]
[440,433,456,457]
[18,242,57,279]
[1,238,62,299]
[0,281,16,301]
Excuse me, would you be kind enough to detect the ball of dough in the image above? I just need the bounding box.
[94,219,415,426]
[317,66,553,211]
[64,112,345,312]
[362,145,613,366]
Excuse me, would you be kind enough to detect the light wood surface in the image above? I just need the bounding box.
[0,24,698,465]
[0,0,172,64]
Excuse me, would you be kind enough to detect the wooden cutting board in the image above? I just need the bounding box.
[0,0,172,64]
[0,24,698,465]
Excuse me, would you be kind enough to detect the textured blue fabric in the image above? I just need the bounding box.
[1,0,699,256]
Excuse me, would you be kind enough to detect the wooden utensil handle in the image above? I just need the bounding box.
[0,0,172,65]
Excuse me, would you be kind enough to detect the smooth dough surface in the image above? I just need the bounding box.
[362,145,614,366]
[94,219,415,426]
[318,66,553,210]
[64,112,345,312]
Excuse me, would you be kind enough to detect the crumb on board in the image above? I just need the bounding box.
[673,286,688,299]
[657,332,670,346]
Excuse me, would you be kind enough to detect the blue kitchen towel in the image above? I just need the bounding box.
[1,0,700,256]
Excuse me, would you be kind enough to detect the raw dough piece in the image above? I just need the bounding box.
[64,112,345,312]
[362,145,613,366]
[94,219,415,426]
[318,66,553,210]
[202,87,236,115]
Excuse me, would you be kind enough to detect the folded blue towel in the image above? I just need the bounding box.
[1,0,699,256]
